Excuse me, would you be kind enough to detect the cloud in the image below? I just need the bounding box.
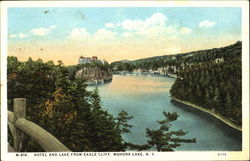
[166,25,178,34]
[179,27,192,35]
[8,33,28,39]
[69,28,91,40]
[93,29,117,41]
[137,26,167,38]
[199,20,216,29]
[119,13,168,39]
[122,32,133,38]
[122,19,144,31]
[116,23,121,27]
[68,12,191,43]
[105,23,115,28]
[49,25,56,29]
[69,28,117,43]
[30,25,57,36]
[120,13,192,39]
[121,12,167,32]
[8,34,17,38]
[119,13,191,39]
[145,12,167,27]
[19,33,28,38]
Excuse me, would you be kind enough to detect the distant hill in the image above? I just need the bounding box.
[111,41,242,73]
[112,59,131,63]
[170,41,242,126]
[111,41,242,127]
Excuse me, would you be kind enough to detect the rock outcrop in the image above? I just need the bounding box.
[75,66,112,85]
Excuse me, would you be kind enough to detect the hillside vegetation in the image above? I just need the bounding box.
[7,57,126,151]
[7,56,196,151]
[170,42,242,126]
[111,41,242,126]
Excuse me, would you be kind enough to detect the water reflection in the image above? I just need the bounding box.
[87,74,242,151]
[103,74,172,94]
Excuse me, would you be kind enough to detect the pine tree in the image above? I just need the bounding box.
[225,92,232,117]
[115,110,134,134]
[145,112,196,151]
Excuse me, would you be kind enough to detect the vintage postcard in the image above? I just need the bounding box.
[1,1,249,161]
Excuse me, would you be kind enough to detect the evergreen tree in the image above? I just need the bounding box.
[145,112,196,151]
[7,57,126,152]
[115,110,134,134]
[170,41,242,126]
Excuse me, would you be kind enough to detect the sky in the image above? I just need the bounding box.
[8,7,241,65]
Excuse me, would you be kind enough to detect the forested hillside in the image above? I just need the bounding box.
[7,56,196,151]
[111,41,242,126]
[7,57,127,151]
[170,41,242,126]
[111,41,241,75]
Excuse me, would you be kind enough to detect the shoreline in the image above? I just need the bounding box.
[113,71,178,79]
[85,77,112,86]
[171,97,242,132]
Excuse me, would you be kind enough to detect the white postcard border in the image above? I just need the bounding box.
[1,1,249,161]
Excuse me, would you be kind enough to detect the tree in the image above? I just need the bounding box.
[125,112,196,151]
[7,57,126,152]
[115,110,134,134]
[145,112,196,151]
[225,92,232,117]
[86,88,125,151]
[170,41,242,126]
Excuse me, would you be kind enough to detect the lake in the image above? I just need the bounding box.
[88,73,241,151]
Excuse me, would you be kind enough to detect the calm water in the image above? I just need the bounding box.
[88,74,241,151]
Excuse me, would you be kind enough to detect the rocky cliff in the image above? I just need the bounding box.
[75,66,112,85]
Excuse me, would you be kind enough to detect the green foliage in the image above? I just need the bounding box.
[111,41,241,75]
[112,61,135,72]
[7,57,125,152]
[8,41,241,152]
[76,61,111,73]
[126,112,196,151]
[170,42,242,126]
[111,41,242,126]
[115,110,134,134]
[145,112,196,151]
[7,57,195,152]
